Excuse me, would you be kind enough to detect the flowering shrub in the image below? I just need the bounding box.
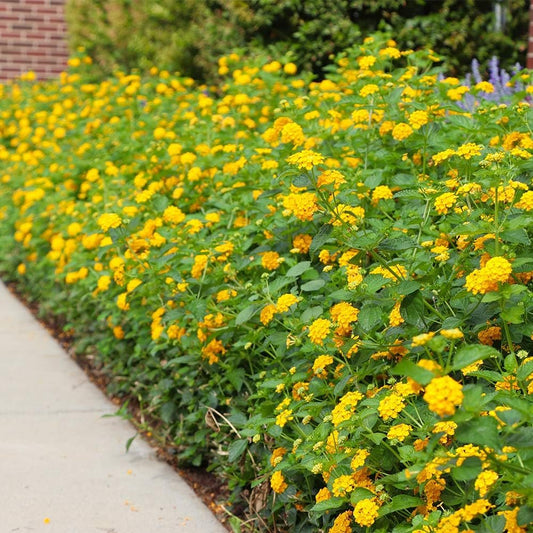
[1,35,533,532]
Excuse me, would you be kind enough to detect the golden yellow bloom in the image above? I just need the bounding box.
[392,122,413,141]
[423,376,463,417]
[408,110,429,129]
[286,149,325,170]
[371,185,393,205]
[270,471,288,494]
[328,510,352,533]
[315,486,331,503]
[389,300,404,327]
[515,190,533,211]
[465,256,512,295]
[434,192,457,214]
[378,393,405,420]
[308,318,332,345]
[387,423,412,441]
[270,447,287,467]
[276,293,299,313]
[261,251,282,270]
[359,84,379,97]
[312,354,334,377]
[353,498,380,527]
[282,192,319,221]
[331,391,363,426]
[474,470,498,497]
[332,474,356,497]
[191,254,208,279]
[275,408,293,428]
[440,328,464,339]
[260,304,277,326]
[292,233,312,253]
[97,213,122,231]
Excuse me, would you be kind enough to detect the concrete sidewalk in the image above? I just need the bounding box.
[0,281,227,533]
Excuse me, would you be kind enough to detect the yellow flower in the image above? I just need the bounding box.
[474,470,498,496]
[312,354,334,377]
[261,251,282,271]
[353,498,380,527]
[286,149,325,170]
[387,423,412,442]
[423,376,463,417]
[308,319,332,345]
[328,510,352,533]
[276,293,299,313]
[260,304,277,325]
[332,474,356,497]
[465,256,512,295]
[434,192,457,214]
[97,213,122,231]
[331,391,363,426]
[270,471,288,494]
[350,449,370,470]
[391,122,413,141]
[371,185,393,205]
[440,328,464,339]
[389,300,404,327]
[378,393,405,420]
[359,84,379,97]
[515,190,533,211]
[282,192,319,221]
[408,110,429,129]
[292,233,312,253]
[191,254,208,279]
[275,409,293,428]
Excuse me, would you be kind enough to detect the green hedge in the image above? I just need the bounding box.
[65,0,530,82]
[1,36,533,531]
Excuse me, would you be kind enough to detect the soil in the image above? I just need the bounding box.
[4,280,233,531]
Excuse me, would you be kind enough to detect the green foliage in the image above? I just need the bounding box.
[1,36,533,531]
[66,0,531,82]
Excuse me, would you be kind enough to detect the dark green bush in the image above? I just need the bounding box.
[66,0,530,82]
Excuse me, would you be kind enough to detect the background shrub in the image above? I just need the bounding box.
[66,0,531,82]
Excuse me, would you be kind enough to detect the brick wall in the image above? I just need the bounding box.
[528,0,533,69]
[0,0,69,81]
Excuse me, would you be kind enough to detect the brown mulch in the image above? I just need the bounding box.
[4,280,232,530]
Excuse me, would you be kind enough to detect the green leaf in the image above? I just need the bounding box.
[451,456,482,481]
[449,344,500,371]
[455,417,500,450]
[506,427,533,448]
[358,304,382,332]
[286,261,312,277]
[309,224,333,255]
[400,291,425,327]
[301,305,323,323]
[125,433,138,453]
[235,304,259,325]
[518,359,533,381]
[504,353,518,373]
[501,228,531,245]
[379,235,416,251]
[378,495,424,517]
[396,280,421,296]
[228,438,248,462]
[501,305,524,324]
[292,174,312,188]
[350,487,376,504]
[391,359,435,385]
[301,279,326,291]
[310,497,344,512]
[517,505,533,527]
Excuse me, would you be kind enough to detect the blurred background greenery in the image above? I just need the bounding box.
[65,0,530,82]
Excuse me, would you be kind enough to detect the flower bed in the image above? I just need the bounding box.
[1,36,532,532]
